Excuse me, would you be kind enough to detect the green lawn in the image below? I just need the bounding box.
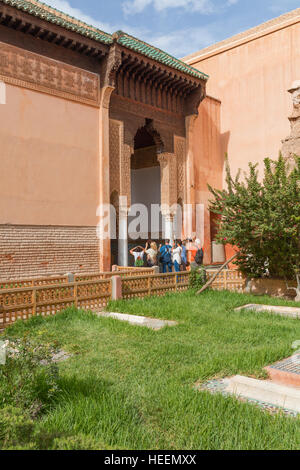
[3,290,300,450]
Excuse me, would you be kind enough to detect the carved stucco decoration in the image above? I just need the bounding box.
[109,119,187,216]
[185,86,206,116]
[104,44,122,88]
[109,118,131,208]
[157,152,178,215]
[110,94,186,136]
[175,136,187,202]
[282,80,300,163]
[121,143,132,208]
[0,42,100,106]
[109,119,121,195]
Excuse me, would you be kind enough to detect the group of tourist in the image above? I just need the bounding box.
[129,239,204,273]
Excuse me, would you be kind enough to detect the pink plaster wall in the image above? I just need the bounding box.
[0,84,99,226]
[187,18,300,179]
[193,95,223,264]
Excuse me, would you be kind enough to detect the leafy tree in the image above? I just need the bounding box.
[208,154,300,299]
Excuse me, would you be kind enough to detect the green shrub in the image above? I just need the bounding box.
[0,406,103,450]
[0,406,35,450]
[0,335,60,418]
[51,434,104,450]
[189,267,207,290]
[209,154,300,283]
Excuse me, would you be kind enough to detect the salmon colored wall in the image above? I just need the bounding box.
[194,95,223,264]
[0,84,99,226]
[189,21,300,180]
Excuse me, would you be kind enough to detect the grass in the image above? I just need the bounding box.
[3,289,300,450]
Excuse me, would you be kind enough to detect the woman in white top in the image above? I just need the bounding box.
[145,241,158,267]
[130,246,145,267]
[172,242,182,272]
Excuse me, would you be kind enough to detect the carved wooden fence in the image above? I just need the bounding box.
[206,269,246,292]
[121,272,190,300]
[74,267,155,283]
[113,266,156,277]
[0,268,156,290]
[0,279,112,329]
[0,275,69,290]
[0,268,245,330]
[0,272,189,329]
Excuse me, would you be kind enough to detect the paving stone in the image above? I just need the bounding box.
[198,377,300,417]
[40,349,72,365]
[235,304,300,318]
[51,350,72,363]
[97,312,177,330]
[265,356,300,387]
[224,375,300,413]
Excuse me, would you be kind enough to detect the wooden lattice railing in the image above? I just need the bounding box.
[121,272,190,300]
[113,266,156,277]
[0,268,246,329]
[74,272,115,282]
[206,269,246,292]
[0,268,156,290]
[0,279,112,329]
[74,269,155,282]
[0,275,69,290]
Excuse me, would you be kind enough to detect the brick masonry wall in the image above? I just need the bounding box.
[0,225,100,280]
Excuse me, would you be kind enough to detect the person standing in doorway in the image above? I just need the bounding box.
[190,239,204,269]
[159,240,173,273]
[180,240,187,271]
[145,241,158,267]
[172,241,182,273]
[130,246,145,267]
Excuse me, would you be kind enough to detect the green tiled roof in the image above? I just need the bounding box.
[1,1,208,81]
[0,0,113,44]
[115,31,209,81]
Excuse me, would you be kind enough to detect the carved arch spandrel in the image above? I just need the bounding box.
[121,143,132,208]
[109,119,122,195]
[174,135,187,203]
[157,152,177,214]
[109,118,132,208]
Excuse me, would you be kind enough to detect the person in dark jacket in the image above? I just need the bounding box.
[159,240,173,273]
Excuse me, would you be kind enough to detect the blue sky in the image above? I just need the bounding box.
[45,0,300,57]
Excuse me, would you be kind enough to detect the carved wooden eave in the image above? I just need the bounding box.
[108,43,206,116]
[0,1,207,115]
[0,2,110,61]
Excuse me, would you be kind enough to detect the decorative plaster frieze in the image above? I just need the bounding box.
[0,42,100,106]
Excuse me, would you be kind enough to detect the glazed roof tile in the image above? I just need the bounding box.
[1,0,113,44]
[0,0,208,81]
[115,31,208,81]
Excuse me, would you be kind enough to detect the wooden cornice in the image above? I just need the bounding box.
[0,2,109,61]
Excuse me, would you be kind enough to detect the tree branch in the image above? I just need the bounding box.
[196,253,239,295]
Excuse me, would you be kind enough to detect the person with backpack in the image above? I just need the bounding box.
[159,240,173,273]
[145,241,158,267]
[191,239,204,269]
[195,246,204,266]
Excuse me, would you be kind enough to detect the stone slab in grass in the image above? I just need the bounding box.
[265,356,300,388]
[224,375,300,413]
[235,304,300,319]
[97,312,177,331]
[198,376,300,417]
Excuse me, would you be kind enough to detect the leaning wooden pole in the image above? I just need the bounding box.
[196,253,238,295]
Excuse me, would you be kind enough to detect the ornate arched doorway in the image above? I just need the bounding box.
[128,122,163,263]
[109,115,188,267]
